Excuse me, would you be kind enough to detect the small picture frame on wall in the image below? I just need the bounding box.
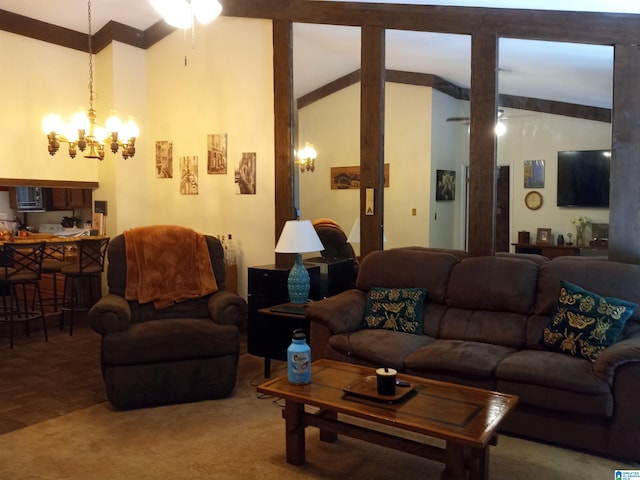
[536,228,552,245]
[436,169,456,201]
[524,159,545,188]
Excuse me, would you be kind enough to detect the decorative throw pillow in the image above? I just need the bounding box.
[541,280,637,362]
[361,287,427,335]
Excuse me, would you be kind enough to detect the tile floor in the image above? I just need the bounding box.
[0,316,105,435]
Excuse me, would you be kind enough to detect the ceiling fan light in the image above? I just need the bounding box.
[161,0,192,29]
[192,0,222,24]
[150,0,173,17]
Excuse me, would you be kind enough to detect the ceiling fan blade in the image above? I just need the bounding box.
[446,117,470,122]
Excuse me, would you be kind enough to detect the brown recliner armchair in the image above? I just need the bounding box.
[312,218,358,263]
[88,227,247,409]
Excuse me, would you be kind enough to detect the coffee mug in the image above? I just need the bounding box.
[376,367,397,396]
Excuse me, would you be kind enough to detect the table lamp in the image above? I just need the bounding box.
[275,219,324,304]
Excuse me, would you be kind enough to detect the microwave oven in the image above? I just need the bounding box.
[16,187,51,212]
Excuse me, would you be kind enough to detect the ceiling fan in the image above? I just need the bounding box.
[446,109,507,124]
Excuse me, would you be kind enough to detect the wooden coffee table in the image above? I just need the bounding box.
[257,359,518,480]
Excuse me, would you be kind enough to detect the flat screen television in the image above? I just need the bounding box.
[557,149,610,208]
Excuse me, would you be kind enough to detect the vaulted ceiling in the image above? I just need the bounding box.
[1,1,639,105]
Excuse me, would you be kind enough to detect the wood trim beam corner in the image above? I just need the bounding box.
[359,25,385,259]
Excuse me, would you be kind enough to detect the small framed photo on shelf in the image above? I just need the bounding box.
[536,228,552,245]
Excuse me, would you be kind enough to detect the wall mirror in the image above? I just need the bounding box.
[384,30,471,251]
[295,23,361,249]
[496,38,612,251]
[293,22,614,254]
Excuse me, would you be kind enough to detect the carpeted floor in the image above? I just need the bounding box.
[0,353,636,479]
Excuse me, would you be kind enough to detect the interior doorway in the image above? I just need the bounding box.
[496,165,510,252]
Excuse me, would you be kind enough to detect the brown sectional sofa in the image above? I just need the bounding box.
[306,247,640,460]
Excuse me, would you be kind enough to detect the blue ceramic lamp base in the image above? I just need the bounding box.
[287,254,310,304]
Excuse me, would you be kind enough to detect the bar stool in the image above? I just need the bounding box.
[60,237,109,336]
[39,243,69,314]
[0,242,48,348]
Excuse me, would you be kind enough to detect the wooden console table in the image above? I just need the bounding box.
[512,243,581,259]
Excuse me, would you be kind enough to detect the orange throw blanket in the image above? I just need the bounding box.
[124,225,218,309]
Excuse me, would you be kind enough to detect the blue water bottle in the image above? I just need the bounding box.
[287,328,311,385]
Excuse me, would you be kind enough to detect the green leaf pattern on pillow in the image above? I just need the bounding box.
[362,287,427,335]
[542,281,637,362]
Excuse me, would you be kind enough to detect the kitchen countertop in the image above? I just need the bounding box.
[0,234,108,245]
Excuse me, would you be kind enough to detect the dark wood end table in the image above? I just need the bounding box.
[256,302,308,378]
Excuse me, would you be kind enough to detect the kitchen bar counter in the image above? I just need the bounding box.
[0,233,106,245]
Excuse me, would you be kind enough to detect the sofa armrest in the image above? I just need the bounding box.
[306,289,367,334]
[207,290,248,327]
[88,294,132,335]
[593,336,640,385]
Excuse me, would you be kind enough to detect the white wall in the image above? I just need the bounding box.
[144,17,275,297]
[0,31,99,181]
[430,90,469,249]
[0,18,276,299]
[298,83,360,232]
[384,82,432,249]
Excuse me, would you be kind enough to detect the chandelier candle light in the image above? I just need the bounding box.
[296,142,317,172]
[274,220,324,304]
[42,0,139,160]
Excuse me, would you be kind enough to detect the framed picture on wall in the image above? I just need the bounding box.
[524,159,545,188]
[436,170,456,201]
[207,133,227,174]
[536,227,552,245]
[179,156,199,195]
[155,141,173,178]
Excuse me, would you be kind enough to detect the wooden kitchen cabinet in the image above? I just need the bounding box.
[8,187,16,209]
[51,188,92,210]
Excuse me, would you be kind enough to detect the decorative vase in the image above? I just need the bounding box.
[287,254,310,304]
[566,232,573,246]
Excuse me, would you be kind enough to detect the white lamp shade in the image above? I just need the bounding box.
[347,217,387,243]
[347,217,361,243]
[275,220,324,254]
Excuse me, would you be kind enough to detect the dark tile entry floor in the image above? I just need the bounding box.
[0,319,106,435]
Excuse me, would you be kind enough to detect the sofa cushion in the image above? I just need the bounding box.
[356,248,460,304]
[496,350,612,417]
[361,287,427,335]
[404,339,516,377]
[535,258,640,323]
[497,380,613,418]
[327,329,433,371]
[446,256,539,314]
[439,308,528,348]
[541,280,637,362]
[102,318,239,365]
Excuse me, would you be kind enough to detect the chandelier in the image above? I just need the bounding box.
[151,0,222,29]
[41,0,139,160]
[296,143,317,173]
